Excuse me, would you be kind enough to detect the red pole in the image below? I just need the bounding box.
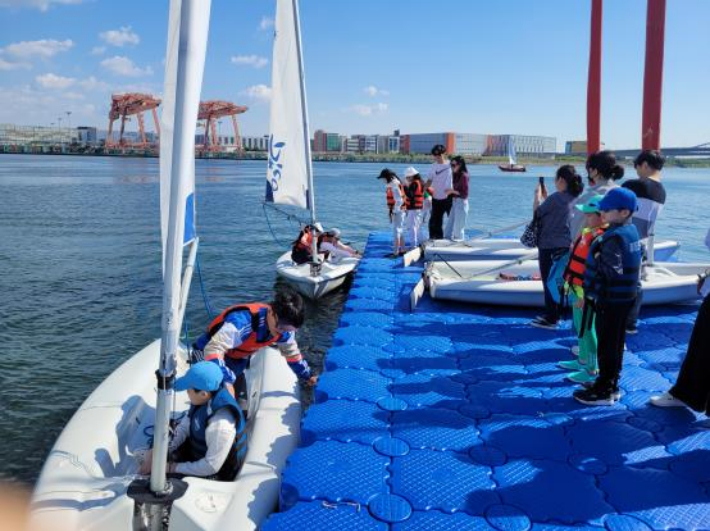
[587,0,603,155]
[641,0,666,150]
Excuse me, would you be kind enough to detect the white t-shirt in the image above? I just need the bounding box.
[170,409,237,477]
[427,162,452,200]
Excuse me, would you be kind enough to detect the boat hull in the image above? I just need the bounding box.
[275,250,359,300]
[30,341,300,531]
[498,164,527,172]
[423,238,680,262]
[428,260,706,308]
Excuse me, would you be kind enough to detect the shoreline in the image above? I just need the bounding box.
[1,150,709,168]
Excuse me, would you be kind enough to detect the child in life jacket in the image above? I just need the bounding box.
[192,289,318,408]
[291,222,323,265]
[317,228,360,262]
[404,166,425,249]
[139,362,247,481]
[573,188,641,406]
[558,194,607,384]
[377,168,406,257]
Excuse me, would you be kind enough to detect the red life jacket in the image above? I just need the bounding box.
[563,227,606,287]
[386,184,406,211]
[205,303,282,359]
[406,180,424,210]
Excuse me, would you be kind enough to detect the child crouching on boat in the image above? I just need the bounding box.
[139,362,247,481]
[318,228,361,262]
[573,188,641,406]
[558,194,607,384]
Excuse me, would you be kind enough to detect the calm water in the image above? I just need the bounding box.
[1,154,708,484]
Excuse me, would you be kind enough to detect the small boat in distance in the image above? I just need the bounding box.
[498,140,527,172]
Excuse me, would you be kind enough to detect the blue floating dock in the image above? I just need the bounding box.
[263,232,710,530]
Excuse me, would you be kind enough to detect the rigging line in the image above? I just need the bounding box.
[430,252,464,278]
[195,251,215,319]
[263,201,309,225]
[263,203,301,248]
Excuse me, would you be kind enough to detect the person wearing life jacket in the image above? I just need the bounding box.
[291,222,323,265]
[557,194,607,385]
[192,288,317,406]
[378,168,406,257]
[317,228,360,262]
[139,362,247,481]
[404,166,425,249]
[573,188,641,406]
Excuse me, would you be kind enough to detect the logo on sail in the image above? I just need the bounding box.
[268,134,285,192]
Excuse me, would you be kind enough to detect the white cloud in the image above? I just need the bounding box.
[348,102,389,116]
[0,0,84,12]
[100,26,140,47]
[101,55,153,77]
[259,16,274,31]
[36,72,75,89]
[2,38,73,58]
[77,75,109,91]
[62,91,85,100]
[90,46,106,55]
[364,85,389,97]
[0,57,30,70]
[231,54,268,69]
[240,84,272,102]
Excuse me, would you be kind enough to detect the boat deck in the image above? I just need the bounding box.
[263,232,710,530]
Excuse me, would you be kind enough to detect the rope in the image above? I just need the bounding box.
[263,203,293,248]
[195,251,215,319]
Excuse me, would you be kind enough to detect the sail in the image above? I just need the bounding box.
[265,0,313,211]
[508,138,517,166]
[160,0,196,265]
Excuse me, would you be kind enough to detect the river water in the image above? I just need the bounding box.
[0,154,708,484]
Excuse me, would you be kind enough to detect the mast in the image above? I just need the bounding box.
[290,0,319,264]
[151,0,211,500]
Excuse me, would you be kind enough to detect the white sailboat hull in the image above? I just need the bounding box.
[424,238,680,262]
[427,260,707,308]
[30,340,300,531]
[275,250,359,300]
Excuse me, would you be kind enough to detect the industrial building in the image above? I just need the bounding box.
[400,132,489,156]
[565,140,605,155]
[486,134,557,157]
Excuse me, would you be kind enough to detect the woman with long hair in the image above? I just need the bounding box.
[530,164,584,330]
[444,156,469,241]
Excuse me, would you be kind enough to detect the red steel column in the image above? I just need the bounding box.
[587,0,603,155]
[641,0,667,150]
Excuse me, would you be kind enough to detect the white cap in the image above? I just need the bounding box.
[313,222,324,232]
[404,166,419,178]
[329,227,341,237]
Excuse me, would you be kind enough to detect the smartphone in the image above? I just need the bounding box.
[538,176,545,186]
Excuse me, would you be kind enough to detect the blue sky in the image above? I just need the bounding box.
[0,0,708,150]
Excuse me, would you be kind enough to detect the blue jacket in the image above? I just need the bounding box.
[583,222,641,304]
[188,387,247,480]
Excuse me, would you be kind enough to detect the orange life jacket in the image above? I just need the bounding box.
[386,183,406,211]
[205,303,282,359]
[406,180,424,210]
[293,226,314,253]
[563,227,606,287]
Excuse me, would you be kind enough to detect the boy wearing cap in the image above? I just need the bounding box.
[139,362,246,480]
[317,228,360,262]
[559,194,607,384]
[574,188,641,405]
[425,144,453,240]
[404,167,425,249]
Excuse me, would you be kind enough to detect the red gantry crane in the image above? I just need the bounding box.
[197,100,248,153]
[106,93,161,149]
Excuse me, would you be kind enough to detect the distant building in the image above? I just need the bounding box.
[241,135,270,151]
[565,140,605,155]
[486,134,556,157]
[313,129,327,152]
[344,137,362,153]
[0,123,76,146]
[388,136,400,153]
[76,126,98,144]
[401,132,487,156]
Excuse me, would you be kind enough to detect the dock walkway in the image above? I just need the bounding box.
[264,232,710,530]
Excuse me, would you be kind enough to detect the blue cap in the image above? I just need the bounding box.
[598,188,638,213]
[175,361,223,392]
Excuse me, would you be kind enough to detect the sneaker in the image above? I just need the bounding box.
[625,325,638,335]
[573,385,617,406]
[649,391,686,408]
[567,370,598,384]
[571,345,580,357]
[530,317,558,330]
[580,381,622,400]
[558,360,584,371]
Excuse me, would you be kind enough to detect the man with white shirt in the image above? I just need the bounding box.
[425,144,453,240]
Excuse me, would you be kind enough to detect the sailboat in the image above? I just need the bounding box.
[498,139,527,172]
[266,0,359,300]
[30,1,300,529]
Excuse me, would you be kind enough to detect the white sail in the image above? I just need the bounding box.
[160,0,196,268]
[508,138,517,166]
[265,0,313,212]
[153,0,211,495]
